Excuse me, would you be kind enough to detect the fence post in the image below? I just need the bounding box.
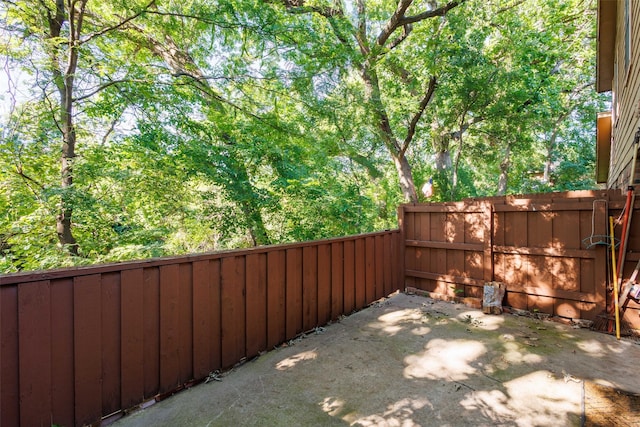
[397,205,406,292]
[482,202,494,283]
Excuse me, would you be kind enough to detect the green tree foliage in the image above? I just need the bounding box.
[0,0,605,272]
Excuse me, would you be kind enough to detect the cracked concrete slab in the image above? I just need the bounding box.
[111,292,640,427]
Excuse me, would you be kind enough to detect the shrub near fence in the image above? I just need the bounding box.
[0,231,401,427]
[399,190,640,329]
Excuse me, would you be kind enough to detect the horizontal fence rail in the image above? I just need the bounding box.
[0,230,402,427]
[400,190,640,328]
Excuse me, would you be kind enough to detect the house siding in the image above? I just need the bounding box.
[608,0,640,189]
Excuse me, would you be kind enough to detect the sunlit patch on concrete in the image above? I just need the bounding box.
[457,311,505,330]
[275,349,317,370]
[411,326,431,336]
[319,396,346,417]
[404,339,486,380]
[460,371,581,426]
[372,309,424,336]
[576,339,605,355]
[502,342,542,364]
[351,398,432,427]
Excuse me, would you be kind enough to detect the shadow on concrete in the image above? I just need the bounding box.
[112,292,640,426]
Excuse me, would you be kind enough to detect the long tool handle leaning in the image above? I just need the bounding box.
[609,216,621,340]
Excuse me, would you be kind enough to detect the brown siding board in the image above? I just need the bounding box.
[302,246,318,331]
[267,251,286,348]
[285,248,303,339]
[246,253,267,359]
[317,244,331,326]
[18,280,52,427]
[143,267,160,398]
[121,268,145,409]
[343,240,355,313]
[0,285,19,427]
[221,256,246,369]
[74,274,102,426]
[354,238,366,310]
[159,264,180,392]
[331,242,344,319]
[101,272,121,415]
[178,263,193,384]
[50,278,74,427]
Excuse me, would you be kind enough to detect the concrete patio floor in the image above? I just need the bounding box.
[111,292,640,427]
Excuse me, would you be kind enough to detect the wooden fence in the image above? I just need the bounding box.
[399,190,640,329]
[0,231,401,427]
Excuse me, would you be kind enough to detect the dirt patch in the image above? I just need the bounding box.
[584,381,640,426]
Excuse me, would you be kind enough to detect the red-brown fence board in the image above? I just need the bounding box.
[317,244,331,325]
[221,256,246,368]
[302,246,318,331]
[18,280,51,427]
[0,231,401,426]
[343,240,355,313]
[102,272,121,416]
[246,253,268,359]
[121,269,144,409]
[266,250,285,348]
[400,190,640,328]
[159,264,180,392]
[51,278,75,426]
[330,242,344,319]
[178,263,194,385]
[143,267,160,398]
[285,248,303,339]
[74,274,103,426]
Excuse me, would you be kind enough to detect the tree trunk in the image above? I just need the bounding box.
[48,0,83,255]
[361,66,419,203]
[392,153,419,203]
[498,144,511,195]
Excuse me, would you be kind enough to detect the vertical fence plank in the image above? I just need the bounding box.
[121,268,144,409]
[74,274,102,426]
[159,264,180,393]
[0,285,19,427]
[143,267,160,398]
[178,263,193,384]
[246,253,267,359]
[286,248,303,339]
[317,244,331,325]
[267,251,286,349]
[101,272,121,416]
[383,233,393,296]
[209,259,222,372]
[375,235,384,299]
[343,240,355,313]
[221,256,246,368]
[18,280,52,427]
[193,260,212,380]
[303,246,318,331]
[50,278,74,427]
[365,236,375,303]
[331,242,344,320]
[355,238,366,310]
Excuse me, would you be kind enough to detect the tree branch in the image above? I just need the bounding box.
[81,0,156,44]
[401,76,436,155]
[400,0,465,26]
